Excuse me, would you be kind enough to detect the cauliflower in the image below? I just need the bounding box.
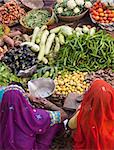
[85,1,92,8]
[74,7,80,14]
[64,8,68,12]
[57,7,63,14]
[67,0,76,9]
[75,0,84,6]
[56,0,63,4]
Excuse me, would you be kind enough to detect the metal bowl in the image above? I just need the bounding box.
[28,78,55,98]
[20,0,44,9]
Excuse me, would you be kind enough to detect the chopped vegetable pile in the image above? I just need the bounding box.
[23,9,51,28]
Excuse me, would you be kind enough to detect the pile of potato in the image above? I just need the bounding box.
[54,71,89,95]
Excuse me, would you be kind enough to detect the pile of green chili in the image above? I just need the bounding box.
[56,30,114,72]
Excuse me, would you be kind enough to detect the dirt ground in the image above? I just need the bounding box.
[51,131,73,150]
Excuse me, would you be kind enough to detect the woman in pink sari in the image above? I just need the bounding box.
[0,83,68,150]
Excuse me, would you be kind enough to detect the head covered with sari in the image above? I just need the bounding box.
[74,80,114,150]
[0,84,62,150]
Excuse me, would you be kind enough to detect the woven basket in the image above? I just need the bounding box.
[57,9,88,22]
[20,7,56,30]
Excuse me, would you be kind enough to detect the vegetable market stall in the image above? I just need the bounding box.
[0,0,114,149]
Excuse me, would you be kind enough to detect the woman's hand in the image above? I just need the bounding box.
[24,93,43,104]
[24,93,54,109]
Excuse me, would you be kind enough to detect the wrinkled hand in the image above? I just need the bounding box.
[24,93,54,109]
[24,93,42,104]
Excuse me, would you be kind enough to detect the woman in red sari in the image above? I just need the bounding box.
[69,79,114,150]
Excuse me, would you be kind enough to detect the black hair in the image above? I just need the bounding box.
[8,82,25,90]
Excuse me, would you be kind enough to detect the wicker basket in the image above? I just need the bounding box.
[20,7,56,30]
[57,9,88,22]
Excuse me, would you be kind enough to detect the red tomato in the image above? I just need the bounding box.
[98,3,103,8]
[92,6,97,10]
[90,8,93,13]
[99,13,104,17]
[106,10,112,14]
[104,13,108,17]
[103,17,107,21]
[92,15,96,20]
[102,3,106,9]
[108,17,112,21]
[95,16,100,21]
[94,2,98,6]
[93,10,99,16]
[108,13,113,18]
[99,17,103,21]
[105,20,109,23]
[100,20,105,23]
[97,8,103,13]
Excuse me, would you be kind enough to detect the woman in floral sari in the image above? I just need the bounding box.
[0,83,68,150]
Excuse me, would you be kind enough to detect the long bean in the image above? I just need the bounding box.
[56,30,114,72]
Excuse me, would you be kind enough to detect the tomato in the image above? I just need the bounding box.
[98,3,103,8]
[99,17,103,21]
[105,20,109,23]
[100,20,105,23]
[103,17,107,21]
[104,13,108,17]
[108,17,112,21]
[102,3,106,9]
[99,13,104,17]
[92,6,97,10]
[90,8,93,13]
[112,18,114,22]
[106,10,112,14]
[97,8,103,13]
[95,16,100,21]
[94,2,98,6]
[92,15,96,20]
[108,13,113,18]
[93,10,99,16]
